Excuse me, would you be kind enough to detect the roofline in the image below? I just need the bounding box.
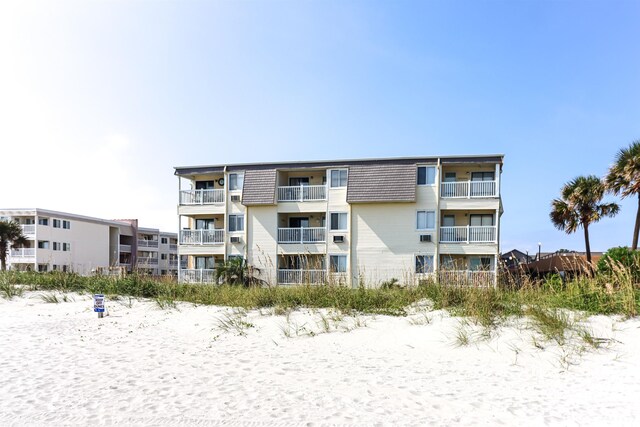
[174,154,505,176]
[0,208,175,234]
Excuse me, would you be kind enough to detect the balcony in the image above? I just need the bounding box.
[440,226,496,243]
[180,229,224,245]
[21,224,36,235]
[119,244,132,253]
[277,185,326,202]
[277,227,326,244]
[441,181,497,198]
[180,268,216,284]
[437,270,496,287]
[169,244,178,251]
[179,189,224,205]
[138,257,159,266]
[138,240,159,248]
[10,248,36,258]
[277,269,326,285]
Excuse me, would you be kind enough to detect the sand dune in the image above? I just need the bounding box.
[1,292,639,426]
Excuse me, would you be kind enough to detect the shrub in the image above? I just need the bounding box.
[597,247,640,280]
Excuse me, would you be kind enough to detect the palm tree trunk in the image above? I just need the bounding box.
[633,193,640,250]
[584,224,592,264]
[0,242,6,271]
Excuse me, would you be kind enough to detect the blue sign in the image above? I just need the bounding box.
[93,294,105,313]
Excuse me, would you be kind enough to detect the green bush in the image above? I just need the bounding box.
[597,247,640,280]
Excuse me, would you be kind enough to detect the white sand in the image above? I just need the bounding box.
[1,293,639,426]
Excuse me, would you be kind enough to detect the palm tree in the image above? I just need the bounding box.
[215,258,262,287]
[0,220,28,271]
[605,140,640,249]
[550,175,619,264]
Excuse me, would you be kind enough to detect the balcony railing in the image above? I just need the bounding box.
[180,269,216,284]
[10,248,36,258]
[438,270,495,287]
[278,269,326,285]
[179,229,224,245]
[169,244,177,251]
[441,181,497,198]
[138,240,159,248]
[21,224,36,234]
[180,189,225,205]
[119,244,132,253]
[277,185,327,202]
[138,257,159,265]
[277,227,326,244]
[440,226,496,243]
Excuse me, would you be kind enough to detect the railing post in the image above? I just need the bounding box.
[466,225,470,243]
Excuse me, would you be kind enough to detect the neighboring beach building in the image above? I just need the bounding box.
[0,208,179,275]
[174,155,504,287]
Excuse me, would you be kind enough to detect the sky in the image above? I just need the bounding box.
[1,0,639,255]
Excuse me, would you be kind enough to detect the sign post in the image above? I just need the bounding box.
[93,294,105,318]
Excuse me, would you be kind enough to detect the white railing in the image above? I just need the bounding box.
[138,240,159,248]
[179,189,224,205]
[438,270,495,287]
[277,185,327,202]
[10,248,36,257]
[169,260,178,268]
[169,244,177,251]
[119,244,132,253]
[180,269,216,284]
[138,257,159,265]
[278,269,326,285]
[277,227,326,243]
[21,224,36,234]
[440,226,496,243]
[440,181,497,198]
[179,229,224,245]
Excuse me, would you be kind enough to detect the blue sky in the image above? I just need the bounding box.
[1,0,639,255]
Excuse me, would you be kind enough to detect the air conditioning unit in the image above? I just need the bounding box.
[333,235,345,243]
[419,234,432,242]
[231,195,241,202]
[230,236,241,243]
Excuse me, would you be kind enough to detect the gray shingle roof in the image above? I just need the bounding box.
[242,169,277,205]
[346,164,417,203]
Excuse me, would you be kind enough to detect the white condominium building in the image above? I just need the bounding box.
[0,208,180,276]
[174,155,503,287]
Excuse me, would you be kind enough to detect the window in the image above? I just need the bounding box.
[196,218,215,230]
[63,220,71,229]
[52,265,60,271]
[229,173,244,191]
[195,180,214,190]
[38,241,49,249]
[329,255,347,273]
[195,256,215,269]
[471,171,495,181]
[161,237,168,244]
[228,215,244,232]
[38,218,49,226]
[53,242,61,251]
[53,219,61,228]
[38,264,48,272]
[161,270,167,275]
[330,213,347,231]
[63,243,71,252]
[415,255,434,274]
[161,254,167,260]
[417,211,435,230]
[470,256,493,271]
[470,214,494,226]
[417,166,436,185]
[330,169,348,188]
[62,265,68,273]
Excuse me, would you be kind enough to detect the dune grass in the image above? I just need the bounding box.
[1,264,638,325]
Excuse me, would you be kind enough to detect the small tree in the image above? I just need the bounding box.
[550,175,619,264]
[596,246,640,280]
[215,258,262,287]
[605,140,640,249]
[0,220,28,271]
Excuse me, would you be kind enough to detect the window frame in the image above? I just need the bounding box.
[38,240,50,249]
[329,212,348,231]
[415,255,435,274]
[53,219,61,228]
[38,218,49,226]
[329,254,347,273]
[330,169,348,188]
[416,210,436,230]
[228,214,245,232]
[228,173,244,191]
[417,166,436,186]
[62,220,71,229]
